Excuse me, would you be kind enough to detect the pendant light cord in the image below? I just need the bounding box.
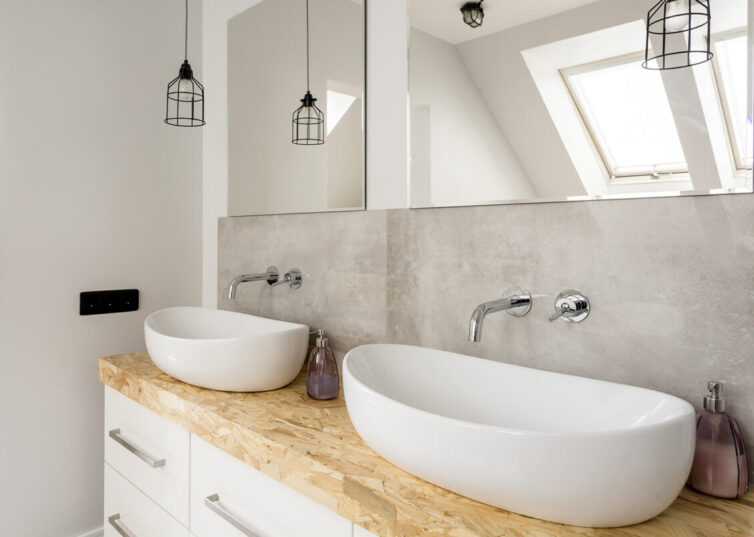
[184,0,189,61]
[306,0,310,91]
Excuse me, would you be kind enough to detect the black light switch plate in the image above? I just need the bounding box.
[80,289,139,316]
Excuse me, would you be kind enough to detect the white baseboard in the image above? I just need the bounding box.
[77,528,103,537]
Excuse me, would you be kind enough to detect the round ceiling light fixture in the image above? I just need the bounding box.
[460,1,484,29]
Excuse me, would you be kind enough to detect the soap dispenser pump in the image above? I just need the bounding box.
[306,329,339,400]
[688,381,749,499]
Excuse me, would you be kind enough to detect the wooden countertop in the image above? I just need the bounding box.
[98,352,754,537]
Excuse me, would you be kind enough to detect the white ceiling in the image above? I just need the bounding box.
[409,0,602,44]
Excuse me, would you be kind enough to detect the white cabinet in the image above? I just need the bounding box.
[105,387,190,525]
[190,435,352,537]
[104,463,189,537]
[103,387,383,537]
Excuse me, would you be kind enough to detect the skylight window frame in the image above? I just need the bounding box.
[560,51,689,183]
[709,27,751,173]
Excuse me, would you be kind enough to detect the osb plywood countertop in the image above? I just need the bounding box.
[98,352,754,537]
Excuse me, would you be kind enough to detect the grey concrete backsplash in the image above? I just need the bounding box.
[218,194,754,483]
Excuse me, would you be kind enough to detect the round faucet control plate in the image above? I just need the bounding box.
[503,286,532,317]
[553,290,590,323]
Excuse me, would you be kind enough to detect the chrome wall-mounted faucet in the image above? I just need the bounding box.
[468,286,531,343]
[549,290,590,323]
[228,266,303,299]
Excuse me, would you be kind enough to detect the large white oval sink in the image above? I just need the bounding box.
[343,344,695,528]
[145,307,308,392]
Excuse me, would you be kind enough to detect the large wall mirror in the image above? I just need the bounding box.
[227,0,365,216]
[408,0,752,208]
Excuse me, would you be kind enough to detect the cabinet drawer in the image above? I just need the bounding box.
[104,463,188,537]
[105,387,190,525]
[190,435,352,537]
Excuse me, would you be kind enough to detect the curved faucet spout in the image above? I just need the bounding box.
[227,266,280,299]
[468,288,532,343]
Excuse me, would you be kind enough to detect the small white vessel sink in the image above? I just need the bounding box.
[343,344,695,528]
[145,307,308,392]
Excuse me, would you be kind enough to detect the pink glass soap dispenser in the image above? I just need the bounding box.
[688,381,749,499]
[306,329,339,400]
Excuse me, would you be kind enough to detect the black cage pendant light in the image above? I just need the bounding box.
[292,0,325,145]
[460,1,484,29]
[643,0,712,70]
[165,0,205,127]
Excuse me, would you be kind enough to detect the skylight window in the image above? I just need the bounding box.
[561,55,687,179]
[712,31,752,171]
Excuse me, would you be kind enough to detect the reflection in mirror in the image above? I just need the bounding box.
[228,0,365,216]
[409,0,752,208]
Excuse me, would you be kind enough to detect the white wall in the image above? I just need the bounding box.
[365,0,410,211]
[409,29,535,206]
[0,1,203,536]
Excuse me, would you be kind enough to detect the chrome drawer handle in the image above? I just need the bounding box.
[108,514,136,537]
[205,493,260,537]
[108,429,166,468]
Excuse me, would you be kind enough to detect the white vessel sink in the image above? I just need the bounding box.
[145,307,308,392]
[343,344,695,527]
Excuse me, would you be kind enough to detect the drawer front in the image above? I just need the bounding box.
[190,435,352,537]
[104,463,188,537]
[105,387,190,525]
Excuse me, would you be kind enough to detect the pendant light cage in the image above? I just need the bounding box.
[643,0,712,70]
[461,2,484,29]
[292,91,325,145]
[165,0,205,127]
[292,0,325,145]
[166,61,205,127]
